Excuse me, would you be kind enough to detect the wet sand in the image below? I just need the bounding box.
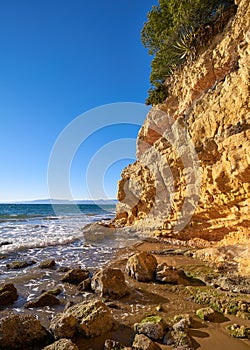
[0,239,250,349]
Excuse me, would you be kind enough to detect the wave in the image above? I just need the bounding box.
[0,235,83,254]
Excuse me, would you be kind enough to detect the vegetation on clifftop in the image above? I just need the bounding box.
[142,0,236,105]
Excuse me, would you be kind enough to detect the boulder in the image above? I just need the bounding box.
[6,260,36,269]
[50,299,116,339]
[173,314,192,327]
[196,307,216,321]
[39,259,56,269]
[0,314,51,349]
[126,252,157,282]
[155,263,180,284]
[132,334,161,350]
[61,268,89,284]
[91,268,129,299]
[134,315,167,341]
[0,283,18,306]
[25,291,60,308]
[43,338,79,350]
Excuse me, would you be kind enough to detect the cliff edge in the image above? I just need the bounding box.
[115,0,249,258]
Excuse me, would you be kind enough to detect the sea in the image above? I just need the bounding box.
[0,203,139,281]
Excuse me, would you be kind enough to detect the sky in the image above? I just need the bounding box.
[0,0,158,202]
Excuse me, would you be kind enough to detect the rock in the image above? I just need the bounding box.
[61,268,89,284]
[134,315,167,340]
[77,278,92,292]
[0,314,51,349]
[155,263,180,284]
[173,314,192,327]
[50,299,116,339]
[39,259,56,269]
[163,329,192,349]
[226,324,250,339]
[126,252,157,282]
[43,338,79,350]
[91,268,129,299]
[6,260,36,269]
[0,241,12,247]
[173,319,189,332]
[0,283,18,306]
[50,314,77,339]
[25,291,60,308]
[113,0,250,272]
[196,307,216,321]
[132,333,161,350]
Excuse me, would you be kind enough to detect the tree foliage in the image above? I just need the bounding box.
[142,0,235,105]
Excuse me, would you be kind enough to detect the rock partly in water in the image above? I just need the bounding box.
[50,299,116,339]
[25,291,60,308]
[91,267,130,299]
[61,268,90,284]
[39,259,56,269]
[155,263,180,284]
[0,314,51,349]
[43,338,79,350]
[134,315,167,341]
[132,333,161,350]
[126,252,157,282]
[0,283,18,306]
[6,260,36,269]
[196,307,216,321]
[226,324,250,339]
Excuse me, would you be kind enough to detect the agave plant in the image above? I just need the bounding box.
[173,26,197,60]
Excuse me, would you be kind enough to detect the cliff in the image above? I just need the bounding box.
[115,0,249,248]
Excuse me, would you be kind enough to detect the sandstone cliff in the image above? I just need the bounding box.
[115,0,249,249]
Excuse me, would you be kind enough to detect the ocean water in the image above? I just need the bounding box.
[0,204,138,280]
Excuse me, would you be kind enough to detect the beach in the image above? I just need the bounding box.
[0,210,249,349]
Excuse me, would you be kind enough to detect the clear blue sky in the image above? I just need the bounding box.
[0,0,157,202]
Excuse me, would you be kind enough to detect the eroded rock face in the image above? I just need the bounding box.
[91,268,130,299]
[50,299,116,339]
[114,0,250,258]
[0,315,51,349]
[126,252,157,282]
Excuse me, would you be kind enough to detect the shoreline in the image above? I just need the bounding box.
[0,229,250,349]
